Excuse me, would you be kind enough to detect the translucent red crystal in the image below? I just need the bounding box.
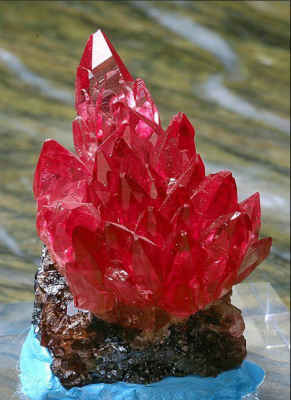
[34,30,272,330]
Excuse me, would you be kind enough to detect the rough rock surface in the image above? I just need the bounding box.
[32,247,247,389]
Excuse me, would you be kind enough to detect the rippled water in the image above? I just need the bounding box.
[137,2,290,134]
[0,1,289,305]
[0,226,24,258]
[136,1,241,75]
[201,75,290,134]
[0,47,74,105]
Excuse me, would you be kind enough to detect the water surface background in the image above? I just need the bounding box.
[0,1,290,306]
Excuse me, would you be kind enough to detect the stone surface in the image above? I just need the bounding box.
[33,31,272,331]
[32,248,247,389]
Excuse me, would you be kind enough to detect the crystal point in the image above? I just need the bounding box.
[34,32,272,330]
[77,30,133,97]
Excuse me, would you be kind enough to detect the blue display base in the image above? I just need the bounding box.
[20,326,265,400]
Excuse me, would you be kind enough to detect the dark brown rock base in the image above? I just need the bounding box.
[32,247,247,389]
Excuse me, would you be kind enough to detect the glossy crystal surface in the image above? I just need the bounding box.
[0,283,289,400]
[34,31,272,329]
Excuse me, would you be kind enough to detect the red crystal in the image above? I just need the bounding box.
[34,30,272,330]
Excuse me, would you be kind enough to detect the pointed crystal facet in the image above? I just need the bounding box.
[76,30,133,108]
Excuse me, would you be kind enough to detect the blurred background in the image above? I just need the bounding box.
[0,1,290,307]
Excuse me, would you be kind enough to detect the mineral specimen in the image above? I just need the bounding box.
[34,30,272,332]
[32,30,272,388]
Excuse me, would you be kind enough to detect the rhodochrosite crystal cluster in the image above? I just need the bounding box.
[34,30,272,332]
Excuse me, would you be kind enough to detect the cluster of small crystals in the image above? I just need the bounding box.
[34,30,272,330]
